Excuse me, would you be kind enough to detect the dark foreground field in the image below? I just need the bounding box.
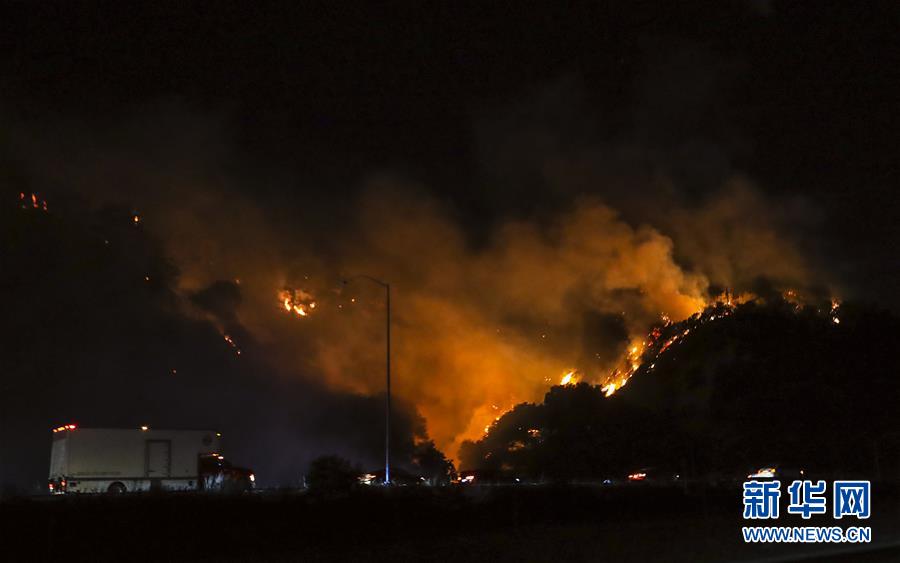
[2,485,899,562]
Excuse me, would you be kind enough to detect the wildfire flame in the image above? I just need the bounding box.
[830,297,841,324]
[590,289,834,398]
[481,403,512,435]
[19,192,48,212]
[598,292,738,396]
[535,290,765,400]
[597,337,646,396]
[279,288,316,318]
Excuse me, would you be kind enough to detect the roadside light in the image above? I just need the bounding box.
[249,474,255,483]
[216,432,221,437]
[140,426,149,431]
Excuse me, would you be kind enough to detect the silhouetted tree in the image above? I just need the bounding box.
[306,455,359,495]
[413,440,455,485]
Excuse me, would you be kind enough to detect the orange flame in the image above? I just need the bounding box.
[278,288,316,318]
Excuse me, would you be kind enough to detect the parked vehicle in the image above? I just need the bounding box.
[47,425,255,494]
[626,467,681,486]
[746,463,806,481]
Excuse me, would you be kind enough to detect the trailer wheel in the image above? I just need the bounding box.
[107,482,126,494]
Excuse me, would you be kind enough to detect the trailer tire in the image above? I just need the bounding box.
[107,482,126,494]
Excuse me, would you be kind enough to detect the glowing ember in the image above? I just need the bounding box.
[19,192,48,212]
[483,417,502,435]
[782,288,803,310]
[481,404,511,435]
[830,298,841,325]
[222,334,241,356]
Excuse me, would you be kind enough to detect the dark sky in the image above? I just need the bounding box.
[2,2,899,490]
[4,2,898,293]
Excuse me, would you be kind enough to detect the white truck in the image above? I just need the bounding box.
[48,425,255,494]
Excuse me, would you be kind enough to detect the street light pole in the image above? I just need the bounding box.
[384,283,390,486]
[343,275,391,486]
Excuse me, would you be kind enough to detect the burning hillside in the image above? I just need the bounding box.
[0,56,837,470]
[461,296,898,481]
[2,1,897,508]
[594,289,836,398]
[4,182,829,468]
[243,188,828,462]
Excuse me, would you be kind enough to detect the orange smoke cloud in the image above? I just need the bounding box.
[267,183,718,458]
[134,174,816,463]
[75,171,811,464]
[7,103,820,466]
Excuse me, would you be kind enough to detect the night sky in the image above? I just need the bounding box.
[2,2,899,490]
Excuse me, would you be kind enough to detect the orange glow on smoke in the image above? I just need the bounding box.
[169,190,819,464]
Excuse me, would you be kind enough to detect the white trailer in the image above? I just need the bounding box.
[48,425,254,494]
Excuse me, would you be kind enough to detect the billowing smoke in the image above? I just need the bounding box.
[18,131,811,461]
[258,178,816,458]
[1,54,825,469]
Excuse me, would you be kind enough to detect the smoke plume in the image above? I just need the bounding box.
[1,69,823,467]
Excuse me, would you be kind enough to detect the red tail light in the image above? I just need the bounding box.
[48,478,67,493]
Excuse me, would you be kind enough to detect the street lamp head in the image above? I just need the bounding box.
[342,274,388,288]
